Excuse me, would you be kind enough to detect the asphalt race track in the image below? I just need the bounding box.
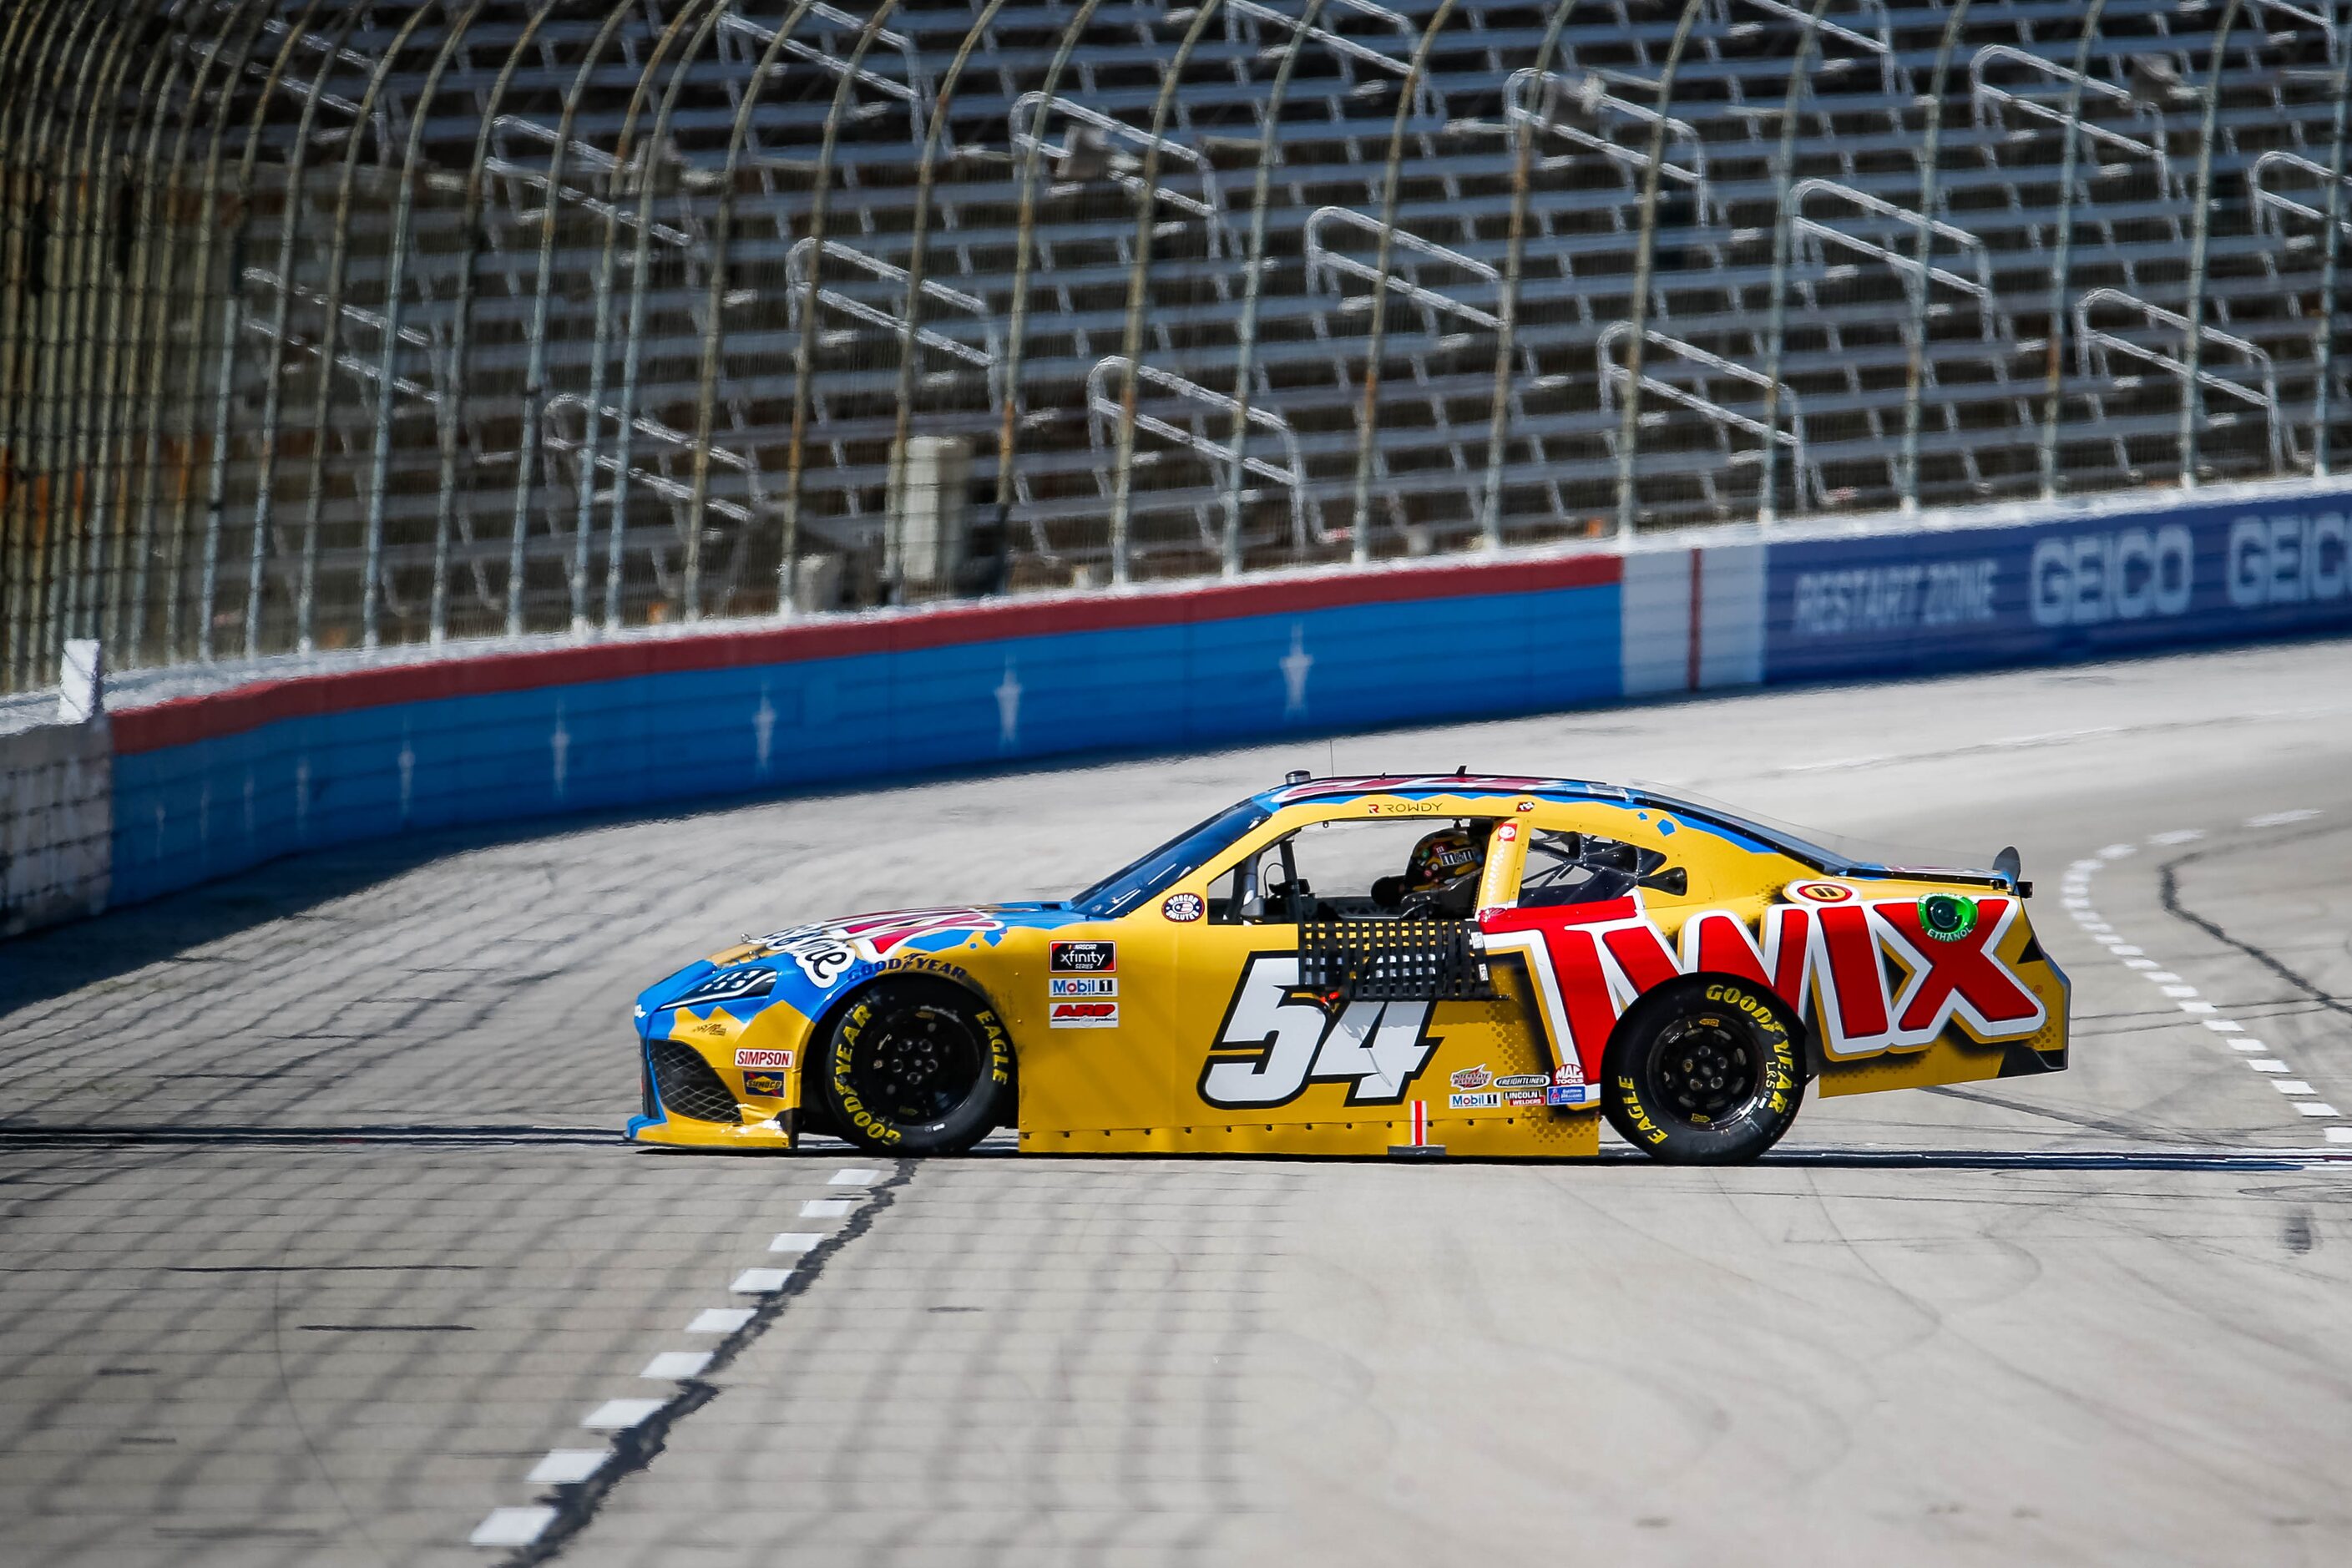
[5,637,2352,1568]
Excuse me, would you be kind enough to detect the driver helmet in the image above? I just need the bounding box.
[1404,822,1490,892]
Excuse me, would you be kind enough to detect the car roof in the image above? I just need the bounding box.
[1256,773,1625,808]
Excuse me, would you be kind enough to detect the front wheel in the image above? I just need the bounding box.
[1603,975,1804,1165]
[822,979,1012,1155]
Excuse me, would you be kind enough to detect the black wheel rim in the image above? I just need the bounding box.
[852,1001,984,1125]
[1652,1014,1760,1126]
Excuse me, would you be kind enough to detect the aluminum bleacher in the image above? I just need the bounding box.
[1,0,2345,682]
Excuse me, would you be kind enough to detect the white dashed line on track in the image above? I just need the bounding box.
[640,1351,713,1380]
[582,1398,665,1432]
[526,1451,609,1486]
[470,1506,557,1548]
[2061,817,2342,1151]
[731,1267,793,1295]
[469,1166,901,1551]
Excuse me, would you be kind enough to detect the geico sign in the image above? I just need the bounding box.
[2029,525,2193,627]
[2226,513,2349,607]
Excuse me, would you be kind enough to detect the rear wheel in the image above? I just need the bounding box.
[822,979,1010,1156]
[1603,975,1804,1165]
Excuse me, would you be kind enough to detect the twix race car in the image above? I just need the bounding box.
[630,773,2069,1164]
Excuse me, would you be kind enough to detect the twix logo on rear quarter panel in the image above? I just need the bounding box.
[1479,894,2048,1079]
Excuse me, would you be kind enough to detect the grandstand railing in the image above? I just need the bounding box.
[0,0,2346,692]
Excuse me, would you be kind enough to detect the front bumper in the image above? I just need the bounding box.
[628,1027,803,1150]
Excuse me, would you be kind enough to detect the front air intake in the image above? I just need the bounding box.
[647,1039,740,1124]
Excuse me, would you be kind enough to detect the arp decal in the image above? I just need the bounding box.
[1050,941,1115,974]
[1481,895,2046,1075]
[1050,1000,1120,1029]
[1201,956,1439,1108]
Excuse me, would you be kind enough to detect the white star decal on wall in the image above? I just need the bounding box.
[1281,622,1313,719]
[996,658,1023,752]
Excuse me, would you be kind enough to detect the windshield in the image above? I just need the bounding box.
[1072,798,1271,918]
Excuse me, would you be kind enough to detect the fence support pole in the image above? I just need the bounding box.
[687,0,824,622]
[1477,0,1583,551]
[365,2,489,648]
[606,0,730,632]
[881,0,1013,605]
[1107,0,1229,588]
[2177,0,2249,493]
[446,1,559,640]
[780,0,913,615]
[2034,0,2112,499]
[2317,8,2350,477]
[1897,0,1971,513]
[515,2,640,637]
[230,0,343,660]
[1756,0,1834,529]
[1611,0,1708,537]
[1347,0,1461,566]
[985,0,1107,599]
[1225,0,1334,576]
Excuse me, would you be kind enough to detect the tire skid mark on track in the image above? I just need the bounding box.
[2073,820,2349,1146]
[2157,818,2352,1023]
[494,1159,913,1566]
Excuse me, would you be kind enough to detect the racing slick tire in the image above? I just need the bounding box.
[822,979,1012,1156]
[1602,974,1805,1165]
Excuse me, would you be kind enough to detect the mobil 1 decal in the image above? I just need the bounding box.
[1479,893,2046,1074]
[1199,956,1440,1109]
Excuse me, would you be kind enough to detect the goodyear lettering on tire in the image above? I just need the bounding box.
[831,1002,903,1146]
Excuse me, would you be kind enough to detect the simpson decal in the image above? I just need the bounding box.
[1050,1000,1120,1029]
[1200,956,1439,1107]
[733,1048,795,1070]
[1050,941,1116,974]
[1049,976,1118,998]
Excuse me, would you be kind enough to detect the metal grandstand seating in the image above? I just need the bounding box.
[3,0,2348,685]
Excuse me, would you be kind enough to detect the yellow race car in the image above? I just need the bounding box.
[630,773,2068,1164]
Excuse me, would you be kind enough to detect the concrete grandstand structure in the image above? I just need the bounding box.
[0,0,2347,691]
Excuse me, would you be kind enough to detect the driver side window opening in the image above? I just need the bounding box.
[1212,816,1501,925]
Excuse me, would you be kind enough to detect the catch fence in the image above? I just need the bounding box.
[1,0,2345,693]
